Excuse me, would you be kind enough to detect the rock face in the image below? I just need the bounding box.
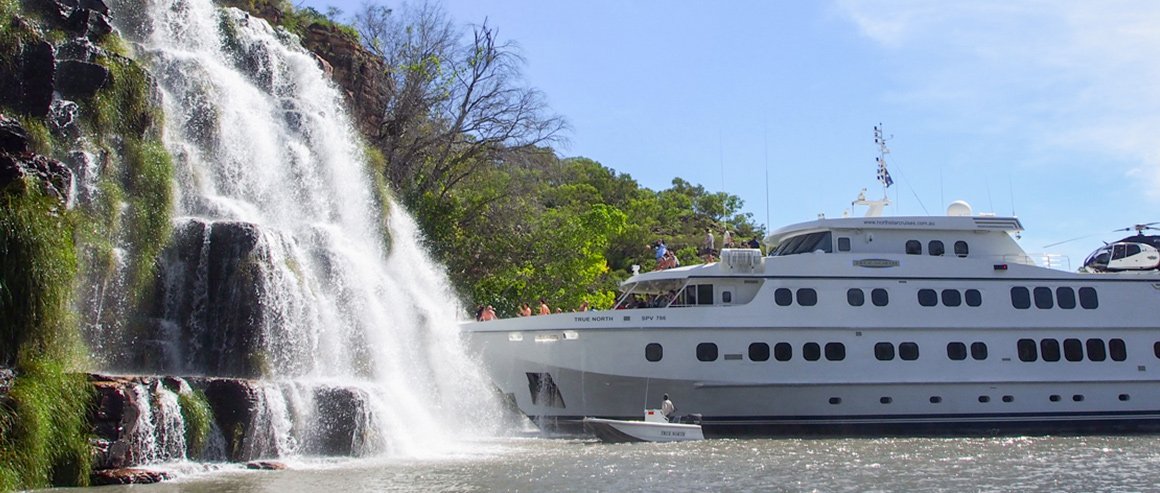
[0,115,74,204]
[90,468,173,486]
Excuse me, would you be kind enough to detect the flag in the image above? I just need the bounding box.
[876,157,894,188]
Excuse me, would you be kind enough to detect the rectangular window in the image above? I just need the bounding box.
[697,284,714,305]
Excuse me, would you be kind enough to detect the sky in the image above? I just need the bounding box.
[298,0,1160,269]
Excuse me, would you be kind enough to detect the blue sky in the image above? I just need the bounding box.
[298,0,1160,268]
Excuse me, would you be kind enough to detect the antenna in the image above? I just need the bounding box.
[764,119,770,234]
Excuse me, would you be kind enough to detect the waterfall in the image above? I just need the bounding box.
[108,0,505,459]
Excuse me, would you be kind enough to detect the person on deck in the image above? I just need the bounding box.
[661,393,676,422]
[539,299,550,315]
[723,230,734,248]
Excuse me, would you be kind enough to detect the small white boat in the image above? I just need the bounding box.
[583,409,704,443]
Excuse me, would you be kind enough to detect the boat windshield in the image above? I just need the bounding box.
[613,279,689,309]
[773,231,832,256]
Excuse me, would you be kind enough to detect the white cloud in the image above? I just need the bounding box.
[836,0,1160,197]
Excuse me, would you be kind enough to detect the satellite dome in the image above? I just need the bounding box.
[946,200,972,217]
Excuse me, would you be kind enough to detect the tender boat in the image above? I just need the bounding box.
[583,410,705,443]
[462,131,1160,436]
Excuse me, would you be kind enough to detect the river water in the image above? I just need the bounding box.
[72,433,1160,492]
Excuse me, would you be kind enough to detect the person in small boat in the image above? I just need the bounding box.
[661,393,676,422]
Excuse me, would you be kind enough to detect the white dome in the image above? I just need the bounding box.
[946,200,973,217]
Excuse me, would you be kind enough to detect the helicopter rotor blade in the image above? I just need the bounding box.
[1043,233,1101,249]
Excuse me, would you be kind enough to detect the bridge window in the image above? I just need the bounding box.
[906,240,922,255]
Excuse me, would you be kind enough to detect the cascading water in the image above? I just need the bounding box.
[107,0,506,460]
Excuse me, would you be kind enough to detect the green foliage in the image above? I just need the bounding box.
[0,187,92,489]
[178,389,214,457]
[120,138,174,298]
[281,4,359,42]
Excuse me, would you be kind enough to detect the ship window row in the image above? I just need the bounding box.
[1010,286,1098,310]
[846,288,889,307]
[906,239,969,257]
[829,393,1127,406]
[1016,338,1125,362]
[774,288,817,306]
[874,342,920,361]
[946,341,988,360]
[917,288,982,307]
[689,342,851,362]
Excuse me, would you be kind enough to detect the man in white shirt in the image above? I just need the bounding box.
[661,393,675,421]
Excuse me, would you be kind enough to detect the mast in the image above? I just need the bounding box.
[852,124,893,217]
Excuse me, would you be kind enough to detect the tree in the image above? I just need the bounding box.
[354,2,567,208]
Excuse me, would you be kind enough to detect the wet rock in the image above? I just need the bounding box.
[88,375,145,469]
[0,40,56,117]
[90,468,173,485]
[312,386,371,456]
[0,152,75,204]
[200,378,261,461]
[55,59,109,98]
[246,460,287,470]
[0,116,29,155]
[56,37,102,62]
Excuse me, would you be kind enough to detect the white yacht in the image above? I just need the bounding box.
[462,129,1160,435]
[462,195,1160,435]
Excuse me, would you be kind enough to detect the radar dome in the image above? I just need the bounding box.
[946,200,972,217]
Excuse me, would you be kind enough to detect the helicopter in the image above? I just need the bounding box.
[1073,223,1160,272]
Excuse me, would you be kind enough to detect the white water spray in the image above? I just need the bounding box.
[114,0,506,458]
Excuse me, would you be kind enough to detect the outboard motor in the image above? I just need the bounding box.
[677,413,703,425]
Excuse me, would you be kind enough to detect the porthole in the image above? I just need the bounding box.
[797,288,818,307]
[825,342,846,361]
[1033,287,1054,309]
[880,396,893,404]
[929,396,942,404]
[829,397,842,405]
[749,342,770,362]
[1078,287,1099,309]
[871,288,889,307]
[917,289,937,307]
[899,342,920,361]
[1120,394,1130,401]
[774,342,793,361]
[929,240,945,256]
[847,288,865,307]
[965,289,982,307]
[946,342,967,361]
[875,342,895,361]
[1017,338,1038,362]
[803,342,821,361]
[1063,338,1083,362]
[1049,394,1061,402]
[1002,395,1014,403]
[1040,339,1061,362]
[774,288,792,306]
[645,343,663,362]
[954,240,969,257]
[1155,341,1160,359]
[696,343,718,362]
[1056,287,1076,309]
[1073,394,1085,402]
[1087,339,1107,361]
[1011,287,1031,309]
[941,289,962,307]
[905,240,922,255]
[1110,338,1127,361]
[978,395,990,403]
[971,342,988,360]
